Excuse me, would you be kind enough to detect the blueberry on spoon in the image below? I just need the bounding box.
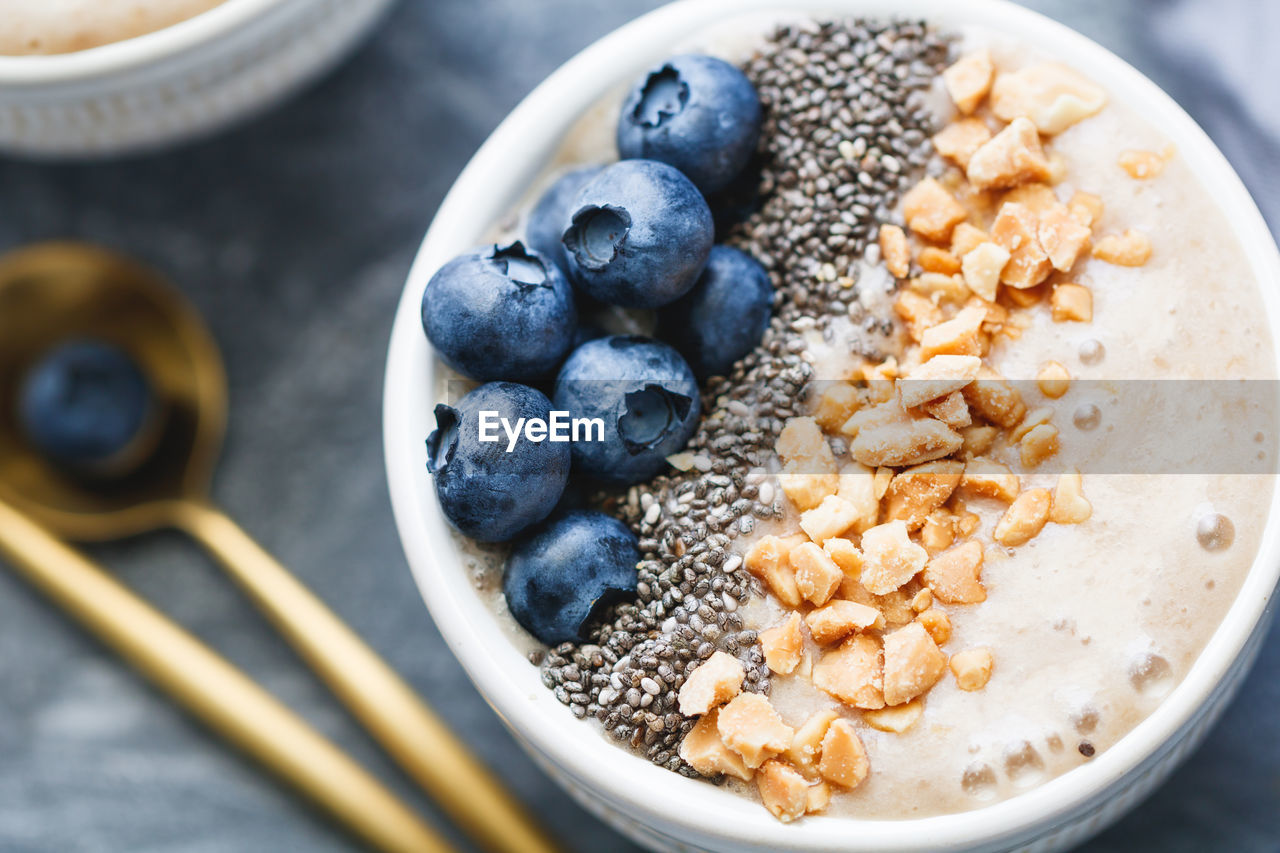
[503,510,640,645]
[19,339,154,473]
[616,55,762,195]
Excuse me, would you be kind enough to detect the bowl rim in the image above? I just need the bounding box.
[384,0,1280,849]
[0,0,291,83]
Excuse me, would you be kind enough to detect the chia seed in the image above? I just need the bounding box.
[539,17,949,776]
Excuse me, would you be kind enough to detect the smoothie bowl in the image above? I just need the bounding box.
[384,0,1280,850]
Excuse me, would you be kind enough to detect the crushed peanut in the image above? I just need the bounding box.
[1050,468,1092,524]
[760,613,806,676]
[859,520,929,595]
[1118,148,1168,179]
[902,177,968,241]
[1037,362,1071,398]
[1092,229,1152,266]
[923,540,986,604]
[1050,283,1093,322]
[881,460,964,530]
[1019,423,1060,468]
[942,49,995,114]
[788,710,838,772]
[800,495,860,544]
[678,650,745,716]
[967,117,1052,190]
[791,542,845,606]
[882,621,947,705]
[812,634,884,709]
[932,118,993,169]
[879,224,911,279]
[949,647,995,691]
[961,241,1010,302]
[818,719,870,789]
[918,246,963,275]
[679,708,754,781]
[862,698,924,733]
[745,535,804,607]
[993,488,1052,546]
[757,759,810,822]
[805,600,884,645]
[988,62,1107,134]
[916,608,952,645]
[718,693,795,769]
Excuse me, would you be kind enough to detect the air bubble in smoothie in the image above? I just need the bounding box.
[1002,740,1046,787]
[1196,512,1235,551]
[1072,403,1101,431]
[1128,651,1174,697]
[961,762,998,800]
[1078,338,1106,364]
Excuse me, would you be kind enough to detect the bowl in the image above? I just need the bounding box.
[383,1,1280,850]
[0,0,395,158]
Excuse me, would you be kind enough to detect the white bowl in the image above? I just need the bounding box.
[383,1,1280,850]
[0,0,395,158]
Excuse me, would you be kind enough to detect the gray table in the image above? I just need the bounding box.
[0,1,1275,851]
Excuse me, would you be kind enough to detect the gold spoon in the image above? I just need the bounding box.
[0,242,557,853]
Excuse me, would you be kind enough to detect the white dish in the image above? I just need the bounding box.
[0,0,394,158]
[383,1,1280,850]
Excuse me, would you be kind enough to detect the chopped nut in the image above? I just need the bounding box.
[849,410,963,468]
[951,222,990,258]
[994,488,1052,546]
[678,650,746,716]
[835,466,880,534]
[963,367,1027,427]
[882,459,965,530]
[943,49,995,114]
[919,512,955,554]
[788,710,839,772]
[959,458,1020,503]
[1004,282,1049,307]
[1037,202,1092,272]
[902,177,969,242]
[921,249,963,278]
[718,693,795,769]
[880,224,911,279]
[862,698,924,733]
[680,708,754,781]
[1010,406,1054,443]
[991,201,1052,288]
[1037,362,1071,398]
[911,588,934,612]
[895,290,945,342]
[873,466,895,500]
[1050,468,1092,524]
[933,118,993,169]
[961,241,1011,302]
[967,117,1052,191]
[989,62,1107,135]
[760,613,806,676]
[916,607,952,645]
[777,417,836,468]
[745,535,804,607]
[800,494,860,544]
[882,621,947,705]
[920,304,988,360]
[814,382,863,433]
[823,537,864,577]
[859,519,929,595]
[818,719,871,789]
[959,424,998,458]
[806,780,832,814]
[1050,283,1093,322]
[908,272,970,306]
[923,540,986,604]
[779,468,841,513]
[791,541,845,606]
[950,647,994,691]
[757,760,810,823]
[1019,423,1060,467]
[1092,229,1152,266]
[1002,182,1059,215]
[812,634,884,709]
[898,354,982,409]
[1068,191,1104,227]
[805,600,884,645]
[923,391,972,429]
[1118,149,1167,179]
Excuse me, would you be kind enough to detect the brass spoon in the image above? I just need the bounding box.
[0,242,557,853]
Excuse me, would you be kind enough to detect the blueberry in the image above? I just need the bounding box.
[19,340,153,470]
[427,382,569,542]
[659,246,773,379]
[553,335,700,485]
[616,55,762,195]
[421,241,576,382]
[503,510,639,645]
[526,165,603,278]
[562,159,713,309]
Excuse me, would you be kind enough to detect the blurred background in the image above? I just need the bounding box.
[0,0,1275,850]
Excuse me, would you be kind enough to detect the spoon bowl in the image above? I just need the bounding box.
[0,242,223,538]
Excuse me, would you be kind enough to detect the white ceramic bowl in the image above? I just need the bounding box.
[0,0,395,158]
[384,1,1280,850]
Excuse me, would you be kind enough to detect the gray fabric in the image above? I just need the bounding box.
[0,1,1274,851]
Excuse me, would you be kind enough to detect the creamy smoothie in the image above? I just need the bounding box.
[441,14,1275,825]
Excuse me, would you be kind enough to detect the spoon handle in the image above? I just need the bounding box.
[0,498,453,853]
[173,500,559,853]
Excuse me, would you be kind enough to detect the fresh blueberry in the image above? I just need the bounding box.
[562,159,713,309]
[659,246,773,379]
[616,55,762,195]
[503,510,639,645]
[526,165,603,278]
[421,241,576,382]
[553,335,700,485]
[19,340,153,470]
[427,382,569,542]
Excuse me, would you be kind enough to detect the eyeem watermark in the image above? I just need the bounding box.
[478,410,605,452]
